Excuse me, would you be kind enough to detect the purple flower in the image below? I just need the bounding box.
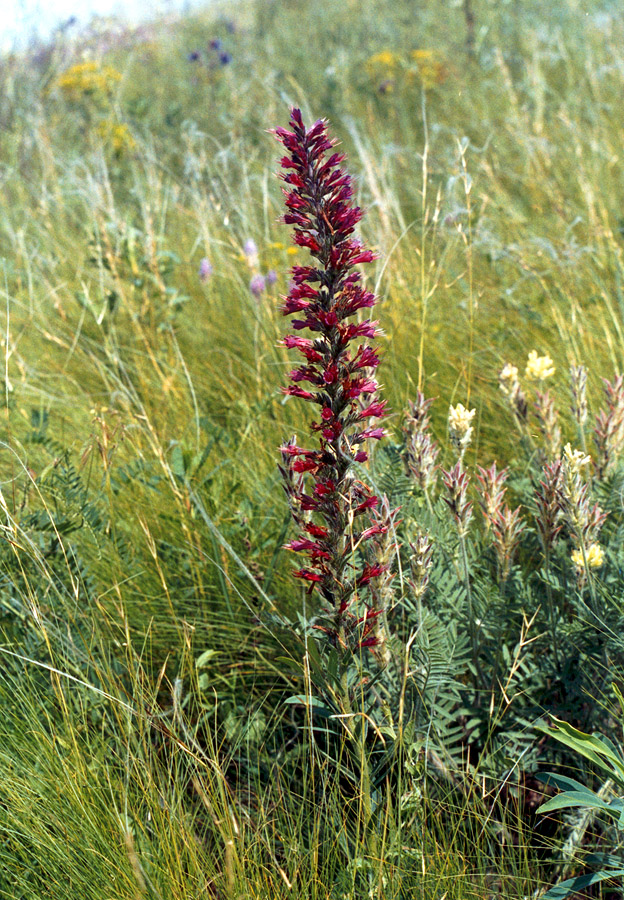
[199,257,213,281]
[209,38,222,50]
[243,238,258,259]
[219,52,232,65]
[249,274,266,297]
[187,51,201,62]
[266,269,278,286]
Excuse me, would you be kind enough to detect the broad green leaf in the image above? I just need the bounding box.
[542,868,624,899]
[538,790,621,819]
[196,649,218,668]
[284,693,326,706]
[274,656,304,675]
[538,719,624,783]
[284,694,335,718]
[586,853,624,868]
[537,772,593,794]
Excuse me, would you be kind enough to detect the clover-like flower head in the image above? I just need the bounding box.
[448,403,476,455]
[525,350,555,381]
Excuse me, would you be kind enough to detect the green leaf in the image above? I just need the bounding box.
[537,772,594,794]
[284,694,334,718]
[542,868,624,899]
[586,853,624,869]
[196,649,218,668]
[537,790,622,818]
[274,656,304,675]
[170,444,186,479]
[538,718,624,783]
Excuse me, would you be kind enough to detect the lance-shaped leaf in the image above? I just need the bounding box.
[537,718,624,785]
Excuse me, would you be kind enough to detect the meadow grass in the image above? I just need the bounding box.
[1,0,624,895]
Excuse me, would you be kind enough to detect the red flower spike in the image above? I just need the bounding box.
[274,109,390,651]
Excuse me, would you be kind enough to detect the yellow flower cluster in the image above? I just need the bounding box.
[267,243,298,255]
[95,120,135,157]
[448,402,476,456]
[525,350,556,381]
[365,50,399,79]
[498,363,519,397]
[409,49,448,89]
[55,61,122,103]
[365,48,448,94]
[571,543,604,571]
[563,443,591,475]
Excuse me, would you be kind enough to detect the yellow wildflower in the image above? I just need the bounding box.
[448,403,476,455]
[366,50,399,73]
[498,363,519,397]
[95,120,135,156]
[571,543,604,571]
[409,48,448,89]
[563,443,591,475]
[55,61,122,103]
[411,50,435,62]
[525,350,555,381]
[366,50,400,91]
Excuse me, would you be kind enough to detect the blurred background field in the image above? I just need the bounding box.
[1,0,624,897]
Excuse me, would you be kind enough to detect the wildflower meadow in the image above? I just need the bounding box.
[3,0,624,897]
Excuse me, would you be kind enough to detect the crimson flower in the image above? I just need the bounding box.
[274,108,388,650]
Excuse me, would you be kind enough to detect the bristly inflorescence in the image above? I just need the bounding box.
[274,108,388,651]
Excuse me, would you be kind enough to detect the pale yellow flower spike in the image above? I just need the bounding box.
[448,403,476,455]
[499,363,519,396]
[525,350,555,381]
[571,543,604,571]
[563,443,591,475]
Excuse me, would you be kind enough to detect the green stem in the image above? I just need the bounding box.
[578,538,599,617]
[459,533,481,693]
[578,424,588,457]
[340,666,377,859]
[543,546,560,672]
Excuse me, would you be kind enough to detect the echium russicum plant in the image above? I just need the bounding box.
[274,109,387,651]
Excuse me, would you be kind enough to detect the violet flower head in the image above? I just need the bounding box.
[266,269,278,286]
[243,238,258,259]
[199,257,213,282]
[274,108,387,650]
[249,273,266,297]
